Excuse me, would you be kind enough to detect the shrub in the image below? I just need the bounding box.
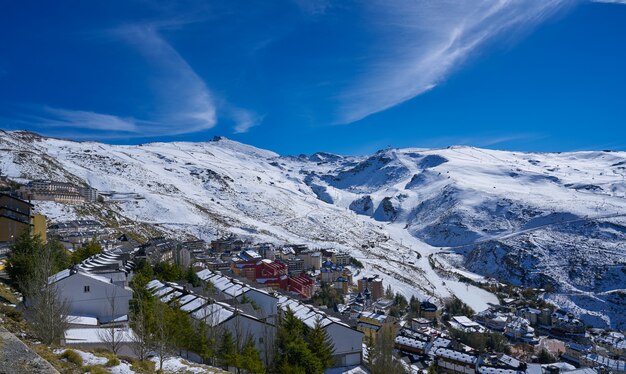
[129,358,156,373]
[59,349,83,366]
[106,357,120,367]
[0,304,22,320]
[85,365,110,374]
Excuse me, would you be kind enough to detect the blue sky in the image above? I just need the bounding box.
[1,1,625,155]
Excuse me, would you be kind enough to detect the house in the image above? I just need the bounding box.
[476,310,508,331]
[551,310,585,336]
[411,317,434,330]
[48,268,133,323]
[504,316,538,344]
[420,300,438,320]
[278,295,363,367]
[395,335,428,355]
[433,347,477,374]
[182,240,207,254]
[357,275,384,301]
[451,316,485,333]
[357,311,395,344]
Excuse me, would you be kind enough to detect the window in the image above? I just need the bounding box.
[84,285,90,293]
[259,337,263,343]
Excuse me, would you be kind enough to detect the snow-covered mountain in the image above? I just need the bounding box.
[1,130,625,328]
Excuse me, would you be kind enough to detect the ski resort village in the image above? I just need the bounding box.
[0,132,625,374]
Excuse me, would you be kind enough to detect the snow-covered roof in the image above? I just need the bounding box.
[153,286,175,297]
[48,269,71,284]
[277,295,348,329]
[180,297,207,313]
[160,291,182,303]
[146,279,165,290]
[434,348,477,364]
[64,328,136,344]
[477,367,517,374]
[68,315,98,326]
[175,294,198,306]
[395,336,427,350]
[191,303,235,326]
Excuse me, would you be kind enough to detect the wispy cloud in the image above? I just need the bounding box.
[8,10,260,139]
[112,24,217,135]
[336,0,572,124]
[230,108,264,134]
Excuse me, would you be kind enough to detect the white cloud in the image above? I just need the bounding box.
[113,24,217,135]
[41,108,141,133]
[231,108,263,134]
[336,0,573,124]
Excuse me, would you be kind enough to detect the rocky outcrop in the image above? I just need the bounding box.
[0,327,59,374]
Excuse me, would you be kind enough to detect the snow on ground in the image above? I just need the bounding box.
[150,356,219,373]
[3,131,626,327]
[55,348,220,373]
[444,280,499,312]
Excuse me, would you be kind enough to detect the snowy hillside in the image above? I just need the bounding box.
[1,130,625,328]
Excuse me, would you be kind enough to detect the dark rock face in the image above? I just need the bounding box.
[0,327,60,374]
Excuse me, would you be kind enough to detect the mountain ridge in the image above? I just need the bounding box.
[1,130,624,329]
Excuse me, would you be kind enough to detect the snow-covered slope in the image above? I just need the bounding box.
[1,130,625,328]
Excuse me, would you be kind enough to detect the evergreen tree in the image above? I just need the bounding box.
[240,336,265,374]
[193,321,214,364]
[218,330,239,370]
[306,319,335,370]
[384,284,394,299]
[70,239,102,264]
[366,324,407,374]
[275,308,324,374]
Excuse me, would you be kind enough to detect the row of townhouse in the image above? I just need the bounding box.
[194,268,364,368]
[147,279,276,366]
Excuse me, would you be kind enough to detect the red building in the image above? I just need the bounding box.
[288,274,316,299]
[231,257,314,299]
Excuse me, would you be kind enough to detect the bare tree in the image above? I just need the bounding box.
[203,301,226,366]
[23,241,70,345]
[130,298,151,361]
[99,287,123,354]
[153,301,173,371]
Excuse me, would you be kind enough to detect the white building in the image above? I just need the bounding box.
[49,269,133,323]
